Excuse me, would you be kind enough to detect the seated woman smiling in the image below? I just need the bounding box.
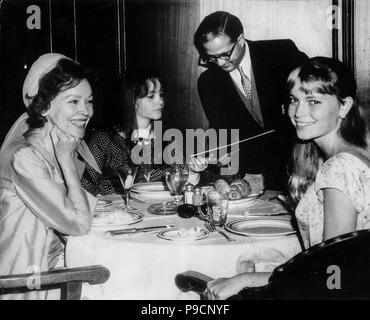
[82,69,206,195]
[0,54,97,299]
[205,57,370,300]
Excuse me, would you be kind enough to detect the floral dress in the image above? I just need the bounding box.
[295,152,370,249]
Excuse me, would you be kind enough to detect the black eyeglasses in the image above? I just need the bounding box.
[198,42,238,67]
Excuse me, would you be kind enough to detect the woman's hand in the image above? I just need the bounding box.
[50,125,81,166]
[188,156,208,172]
[206,276,243,300]
[50,125,90,230]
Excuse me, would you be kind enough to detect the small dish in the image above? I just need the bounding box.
[148,202,178,215]
[158,227,209,241]
[92,210,143,228]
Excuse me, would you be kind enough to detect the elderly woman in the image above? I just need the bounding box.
[205,57,370,300]
[82,69,206,196]
[0,53,98,299]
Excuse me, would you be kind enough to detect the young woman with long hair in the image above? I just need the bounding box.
[205,57,370,300]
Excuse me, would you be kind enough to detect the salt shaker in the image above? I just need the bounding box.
[193,186,203,206]
[184,183,194,204]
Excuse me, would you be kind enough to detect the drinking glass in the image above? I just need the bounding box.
[165,167,189,206]
[206,190,229,226]
[117,165,138,211]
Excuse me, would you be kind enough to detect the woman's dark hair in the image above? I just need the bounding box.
[194,11,244,56]
[27,58,93,128]
[117,69,163,138]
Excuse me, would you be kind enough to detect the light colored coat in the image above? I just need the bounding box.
[0,125,97,299]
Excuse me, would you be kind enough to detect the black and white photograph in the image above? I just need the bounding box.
[0,0,369,304]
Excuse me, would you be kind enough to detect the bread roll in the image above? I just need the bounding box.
[229,185,243,200]
[229,179,251,200]
[214,179,230,193]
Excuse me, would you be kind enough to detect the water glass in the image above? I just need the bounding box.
[165,167,189,206]
[117,165,138,211]
[206,190,229,226]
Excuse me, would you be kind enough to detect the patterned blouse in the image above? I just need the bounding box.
[295,152,370,249]
[81,128,187,195]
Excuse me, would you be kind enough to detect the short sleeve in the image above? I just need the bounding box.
[316,153,366,212]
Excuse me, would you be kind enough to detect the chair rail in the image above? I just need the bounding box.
[0,265,110,299]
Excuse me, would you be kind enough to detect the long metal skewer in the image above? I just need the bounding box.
[190,129,276,157]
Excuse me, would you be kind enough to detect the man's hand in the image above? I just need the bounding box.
[188,156,208,172]
[206,277,243,300]
[217,153,232,166]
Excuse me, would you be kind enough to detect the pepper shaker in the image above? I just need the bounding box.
[184,183,194,205]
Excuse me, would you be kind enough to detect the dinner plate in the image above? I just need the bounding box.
[225,218,295,237]
[228,192,262,209]
[158,227,209,241]
[131,182,169,193]
[130,182,173,202]
[92,210,143,228]
[131,192,174,203]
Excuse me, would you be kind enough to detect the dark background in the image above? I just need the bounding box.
[0,0,127,143]
[0,0,369,146]
[0,0,206,145]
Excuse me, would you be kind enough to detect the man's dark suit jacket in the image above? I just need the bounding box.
[198,39,308,190]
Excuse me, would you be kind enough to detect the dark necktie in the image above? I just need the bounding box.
[236,65,264,126]
[237,65,252,100]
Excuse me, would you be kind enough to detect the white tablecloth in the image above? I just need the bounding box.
[66,193,302,300]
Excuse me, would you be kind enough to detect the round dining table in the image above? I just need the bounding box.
[66,191,302,300]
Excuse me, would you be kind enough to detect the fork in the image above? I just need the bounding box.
[204,221,235,242]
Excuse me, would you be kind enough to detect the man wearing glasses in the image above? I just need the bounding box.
[194,11,308,190]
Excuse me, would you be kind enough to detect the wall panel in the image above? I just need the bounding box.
[0,0,125,143]
[126,0,334,130]
[355,0,370,96]
[155,0,206,129]
[125,0,205,129]
[199,0,332,58]
[0,0,51,143]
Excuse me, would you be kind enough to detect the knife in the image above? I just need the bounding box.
[106,225,174,236]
